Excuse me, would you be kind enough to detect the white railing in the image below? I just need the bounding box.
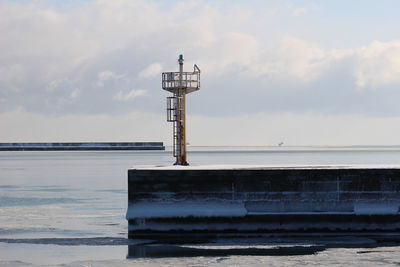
[162,71,200,90]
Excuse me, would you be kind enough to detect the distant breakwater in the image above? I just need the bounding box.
[0,142,165,151]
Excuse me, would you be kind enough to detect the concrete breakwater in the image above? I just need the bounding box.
[127,166,400,238]
[0,142,165,151]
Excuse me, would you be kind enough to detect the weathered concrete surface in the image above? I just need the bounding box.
[0,142,164,151]
[127,166,400,237]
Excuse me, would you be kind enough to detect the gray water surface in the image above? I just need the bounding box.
[1,147,400,266]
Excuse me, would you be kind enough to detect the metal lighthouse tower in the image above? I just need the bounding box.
[162,55,200,165]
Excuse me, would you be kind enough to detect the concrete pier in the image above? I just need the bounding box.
[127,166,400,238]
[0,142,165,151]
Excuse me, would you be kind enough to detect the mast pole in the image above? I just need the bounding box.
[177,55,188,165]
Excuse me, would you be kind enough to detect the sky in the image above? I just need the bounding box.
[2,0,400,146]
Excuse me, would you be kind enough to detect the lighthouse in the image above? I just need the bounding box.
[162,55,200,165]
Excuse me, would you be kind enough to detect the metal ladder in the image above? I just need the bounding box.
[167,96,183,158]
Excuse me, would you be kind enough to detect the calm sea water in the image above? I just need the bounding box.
[1,147,400,266]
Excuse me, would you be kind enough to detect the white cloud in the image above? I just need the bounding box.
[354,40,400,88]
[0,64,24,89]
[293,7,308,16]
[46,79,68,92]
[96,71,125,87]
[2,0,400,119]
[195,32,260,75]
[240,37,351,83]
[0,2,98,85]
[139,63,163,79]
[113,89,147,101]
[70,88,81,98]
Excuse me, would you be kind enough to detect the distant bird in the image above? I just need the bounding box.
[278,142,284,147]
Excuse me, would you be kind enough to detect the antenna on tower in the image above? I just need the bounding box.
[162,55,201,165]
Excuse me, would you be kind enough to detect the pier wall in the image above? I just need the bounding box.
[127,167,400,237]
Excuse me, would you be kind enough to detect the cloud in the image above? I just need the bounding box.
[2,0,400,118]
[113,89,147,101]
[243,37,327,82]
[97,71,125,87]
[354,40,400,88]
[46,79,63,92]
[139,63,163,79]
[293,7,308,16]
[195,32,260,75]
[70,88,81,98]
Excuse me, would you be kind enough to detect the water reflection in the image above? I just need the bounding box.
[127,244,326,258]
[127,234,400,259]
